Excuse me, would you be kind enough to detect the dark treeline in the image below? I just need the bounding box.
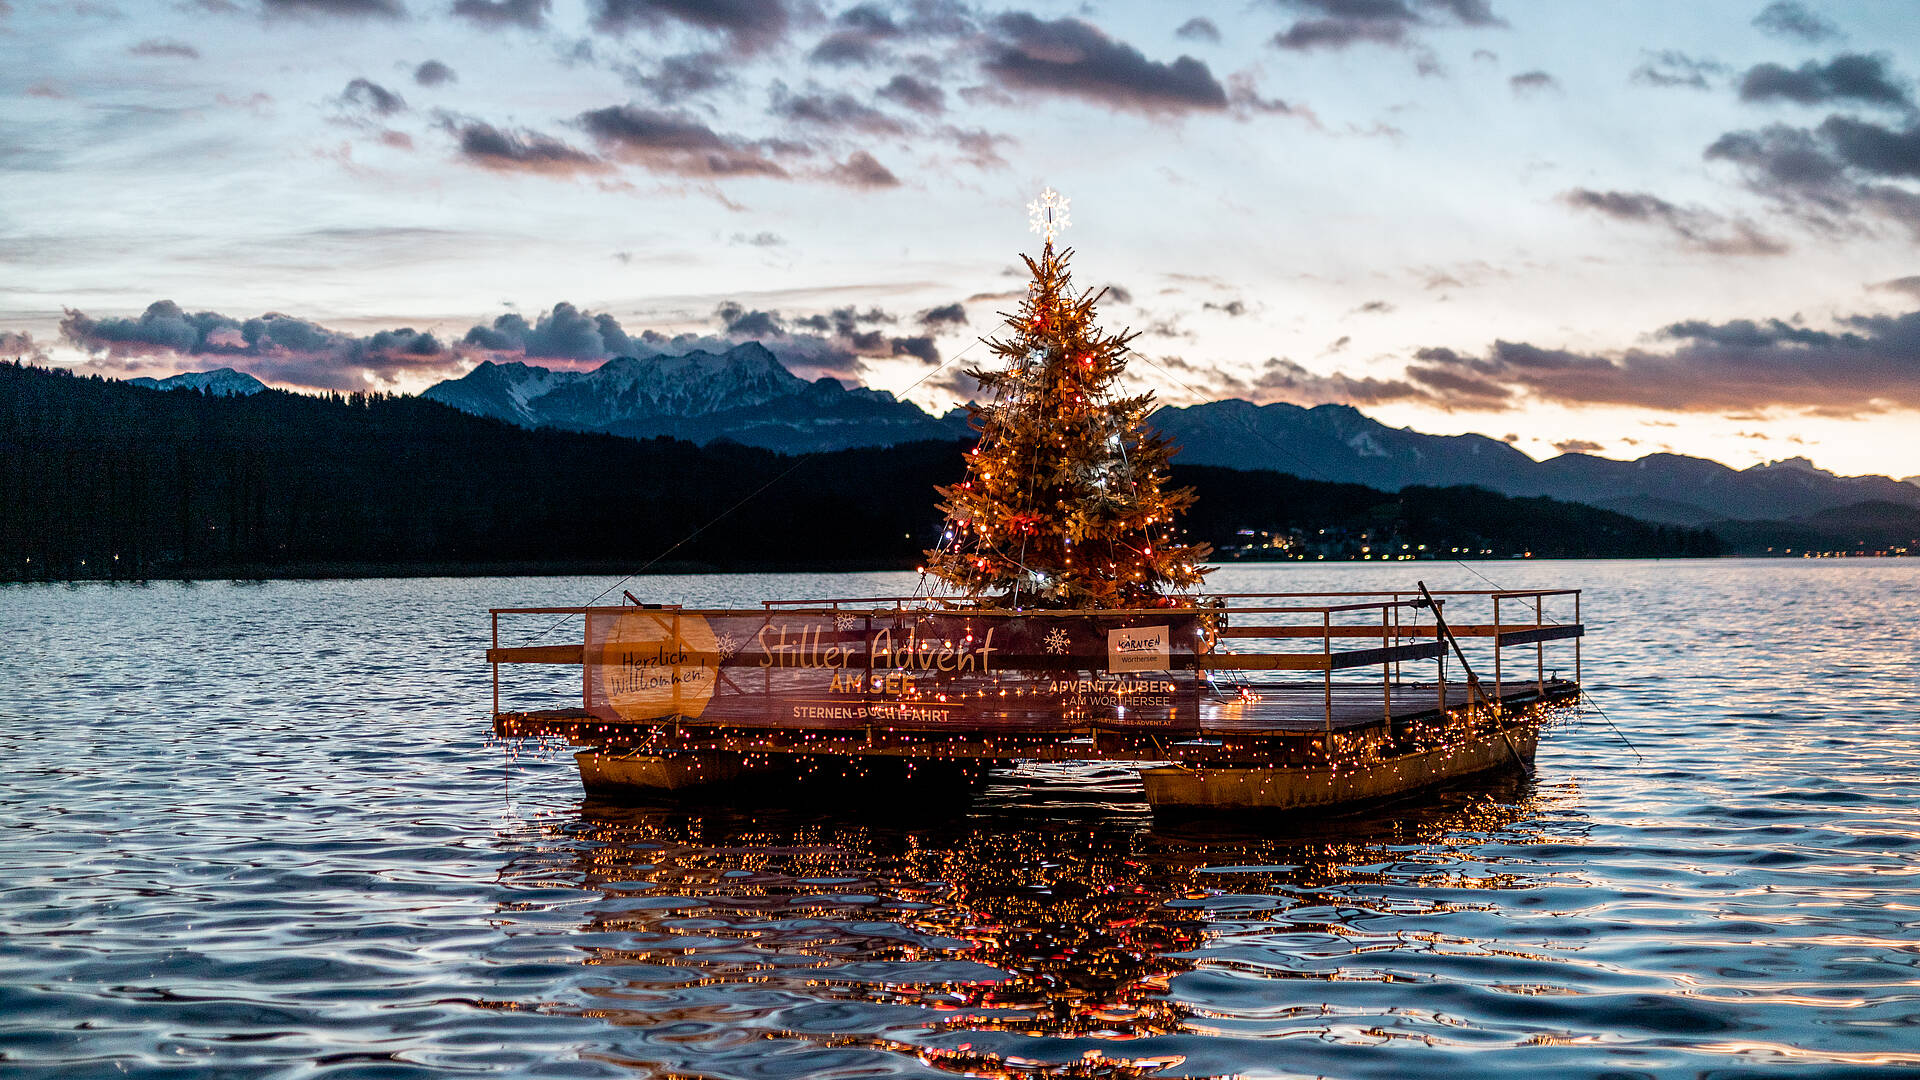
[1180,467,1722,560]
[0,362,1716,580]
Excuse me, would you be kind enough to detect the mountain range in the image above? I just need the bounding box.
[419,344,968,453]
[131,351,1918,527]
[1148,400,1920,525]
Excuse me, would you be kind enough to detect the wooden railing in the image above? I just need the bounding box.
[487,589,1581,733]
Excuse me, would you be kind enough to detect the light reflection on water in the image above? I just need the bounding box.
[1,560,1917,1078]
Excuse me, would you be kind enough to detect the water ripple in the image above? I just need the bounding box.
[2,561,1917,1077]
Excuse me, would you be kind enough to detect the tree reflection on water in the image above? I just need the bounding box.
[492,769,1566,1079]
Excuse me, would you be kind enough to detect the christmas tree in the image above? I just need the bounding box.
[923,190,1211,609]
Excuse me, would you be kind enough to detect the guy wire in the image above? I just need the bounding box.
[518,337,983,646]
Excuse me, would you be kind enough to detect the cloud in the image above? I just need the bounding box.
[1405,307,1920,416]
[449,119,605,175]
[730,230,784,246]
[771,86,909,135]
[939,126,1014,169]
[1269,0,1504,53]
[578,104,788,178]
[890,335,939,363]
[1423,0,1504,25]
[632,52,733,103]
[1632,50,1727,90]
[917,302,967,326]
[717,302,784,338]
[1738,54,1912,111]
[1705,118,1920,238]
[463,301,635,361]
[1552,439,1603,453]
[1237,356,1427,407]
[1176,17,1220,43]
[1818,115,1920,178]
[340,77,406,115]
[592,0,790,54]
[60,295,883,388]
[1509,69,1559,95]
[982,13,1228,115]
[1205,299,1248,316]
[1103,284,1134,304]
[262,0,405,18]
[129,39,201,60]
[1225,72,1305,117]
[61,300,453,390]
[1272,16,1406,51]
[711,300,942,375]
[469,303,871,381]
[808,4,900,66]
[1,331,48,363]
[1870,274,1920,300]
[877,73,945,114]
[1752,1,1840,43]
[1151,298,1920,416]
[785,305,892,333]
[450,0,547,29]
[461,301,882,382]
[1559,187,1788,255]
[414,60,457,86]
[1706,123,1848,198]
[56,297,915,392]
[826,149,900,188]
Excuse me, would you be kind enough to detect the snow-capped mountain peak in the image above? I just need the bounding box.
[420,343,964,453]
[126,368,267,396]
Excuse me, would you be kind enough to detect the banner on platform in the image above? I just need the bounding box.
[582,609,1211,727]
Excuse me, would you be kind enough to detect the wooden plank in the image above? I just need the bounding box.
[1424,623,1550,637]
[485,644,583,664]
[1495,625,1584,646]
[1218,625,1430,639]
[1217,624,1555,639]
[1327,641,1448,670]
[1197,653,1330,671]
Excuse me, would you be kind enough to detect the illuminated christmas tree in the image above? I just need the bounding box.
[924,189,1211,609]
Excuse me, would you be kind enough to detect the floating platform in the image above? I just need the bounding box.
[488,590,1583,812]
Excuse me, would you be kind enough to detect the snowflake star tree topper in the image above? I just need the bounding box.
[1027,186,1070,244]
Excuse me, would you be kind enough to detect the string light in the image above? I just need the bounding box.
[922,203,1211,610]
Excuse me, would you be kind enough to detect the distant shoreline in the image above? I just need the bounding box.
[24,552,1892,586]
[0,558,913,584]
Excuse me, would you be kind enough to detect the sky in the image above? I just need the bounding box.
[3,0,1918,479]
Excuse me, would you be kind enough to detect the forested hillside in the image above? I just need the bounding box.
[0,363,1718,580]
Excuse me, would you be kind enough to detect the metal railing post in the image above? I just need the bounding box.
[1381,605,1391,723]
[1536,594,1545,696]
[1575,591,1582,687]
[1323,610,1333,737]
[491,610,499,719]
[1493,595,1503,705]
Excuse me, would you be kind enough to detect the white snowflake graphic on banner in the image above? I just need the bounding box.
[1043,627,1071,655]
[714,631,741,661]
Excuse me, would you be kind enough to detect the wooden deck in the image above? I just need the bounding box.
[495,676,1578,765]
[497,676,1575,735]
[487,589,1584,778]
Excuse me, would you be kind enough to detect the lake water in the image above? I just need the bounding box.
[2,560,1917,1079]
